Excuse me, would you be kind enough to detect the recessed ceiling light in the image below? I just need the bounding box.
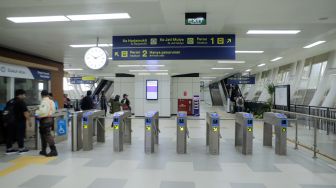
[104,76,115,79]
[247,30,301,34]
[155,73,169,75]
[129,70,168,72]
[271,57,283,62]
[64,68,83,71]
[201,80,212,82]
[217,60,245,64]
[258,64,266,67]
[138,73,151,76]
[245,69,252,72]
[235,51,264,54]
[202,77,216,79]
[118,65,165,67]
[70,44,112,48]
[211,68,234,70]
[303,41,326,48]
[7,16,70,23]
[66,13,131,21]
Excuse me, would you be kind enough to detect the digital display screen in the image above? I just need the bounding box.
[146,80,158,100]
[247,120,253,124]
[212,119,218,126]
[179,119,184,125]
[146,118,151,124]
[282,120,287,125]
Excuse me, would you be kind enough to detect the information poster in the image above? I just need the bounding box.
[146,80,158,100]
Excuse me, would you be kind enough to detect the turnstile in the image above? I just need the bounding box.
[177,112,188,154]
[235,112,253,155]
[206,112,216,146]
[263,112,288,155]
[53,109,69,143]
[207,112,221,155]
[113,111,132,152]
[82,110,105,151]
[144,111,159,153]
[71,111,84,151]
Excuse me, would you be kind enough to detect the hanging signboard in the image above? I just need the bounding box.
[0,62,50,80]
[227,76,255,85]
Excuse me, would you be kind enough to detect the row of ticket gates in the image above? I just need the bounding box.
[29,108,288,156]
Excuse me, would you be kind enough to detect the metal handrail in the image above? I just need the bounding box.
[272,109,336,122]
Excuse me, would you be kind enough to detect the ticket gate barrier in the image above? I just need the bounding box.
[263,112,288,155]
[206,112,216,146]
[235,112,253,155]
[144,111,159,153]
[82,110,105,151]
[71,111,84,151]
[177,112,189,154]
[53,109,69,143]
[208,113,221,155]
[113,111,132,152]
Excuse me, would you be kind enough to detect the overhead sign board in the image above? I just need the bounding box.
[185,12,206,25]
[227,76,255,85]
[70,76,96,84]
[112,34,235,60]
[0,62,51,80]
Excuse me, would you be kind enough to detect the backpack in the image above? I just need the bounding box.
[237,98,243,106]
[2,99,16,126]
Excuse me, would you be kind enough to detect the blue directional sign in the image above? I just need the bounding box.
[112,34,235,60]
[227,76,255,85]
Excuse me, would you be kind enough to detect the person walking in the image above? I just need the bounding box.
[36,90,57,157]
[4,89,31,154]
[109,95,122,114]
[100,91,107,116]
[81,91,94,110]
[121,94,131,111]
[236,95,244,112]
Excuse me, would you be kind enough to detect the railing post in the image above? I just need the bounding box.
[308,106,311,130]
[313,118,319,159]
[295,117,298,150]
[327,108,330,135]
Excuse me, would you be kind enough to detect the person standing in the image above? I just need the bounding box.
[100,91,107,116]
[4,89,31,154]
[48,93,58,110]
[81,91,94,110]
[109,95,122,127]
[121,94,131,111]
[236,95,244,112]
[36,90,57,157]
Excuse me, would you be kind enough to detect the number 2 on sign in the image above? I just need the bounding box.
[142,50,148,57]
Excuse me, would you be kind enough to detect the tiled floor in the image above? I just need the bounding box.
[0,104,336,188]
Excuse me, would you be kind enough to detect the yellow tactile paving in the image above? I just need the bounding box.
[0,156,55,177]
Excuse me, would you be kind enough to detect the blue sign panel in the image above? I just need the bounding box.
[30,68,51,80]
[227,76,255,85]
[112,34,235,60]
[57,119,67,136]
[70,77,95,84]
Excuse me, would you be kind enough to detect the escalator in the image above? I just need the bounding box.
[209,83,223,106]
[92,79,113,97]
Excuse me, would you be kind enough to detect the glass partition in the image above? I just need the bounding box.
[14,78,49,106]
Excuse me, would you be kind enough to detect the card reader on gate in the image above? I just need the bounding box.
[211,113,219,127]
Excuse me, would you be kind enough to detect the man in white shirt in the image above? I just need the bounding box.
[36,90,57,157]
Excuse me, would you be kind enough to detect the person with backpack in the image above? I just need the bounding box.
[236,95,244,112]
[81,90,94,110]
[121,94,131,111]
[100,91,107,116]
[35,90,57,157]
[4,89,31,155]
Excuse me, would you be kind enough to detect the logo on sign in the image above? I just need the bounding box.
[0,67,5,72]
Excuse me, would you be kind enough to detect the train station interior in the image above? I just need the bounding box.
[0,0,336,187]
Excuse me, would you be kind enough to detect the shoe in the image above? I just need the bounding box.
[18,148,29,154]
[5,148,18,155]
[39,150,47,156]
[46,150,58,157]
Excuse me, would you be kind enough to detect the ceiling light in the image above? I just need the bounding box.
[129,70,168,72]
[245,69,252,72]
[258,64,266,67]
[218,60,245,64]
[66,13,131,21]
[201,80,212,82]
[155,73,169,75]
[303,41,326,48]
[104,76,115,79]
[247,30,301,34]
[271,57,283,62]
[211,68,234,70]
[118,65,165,67]
[70,44,112,48]
[138,73,151,76]
[108,57,113,60]
[7,16,70,23]
[202,77,216,79]
[64,68,83,71]
[235,51,264,54]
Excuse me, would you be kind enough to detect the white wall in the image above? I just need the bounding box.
[113,77,135,111]
[134,75,171,117]
[171,77,200,114]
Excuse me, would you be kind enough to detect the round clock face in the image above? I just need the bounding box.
[84,47,108,70]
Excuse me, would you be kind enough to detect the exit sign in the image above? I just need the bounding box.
[185,12,206,25]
